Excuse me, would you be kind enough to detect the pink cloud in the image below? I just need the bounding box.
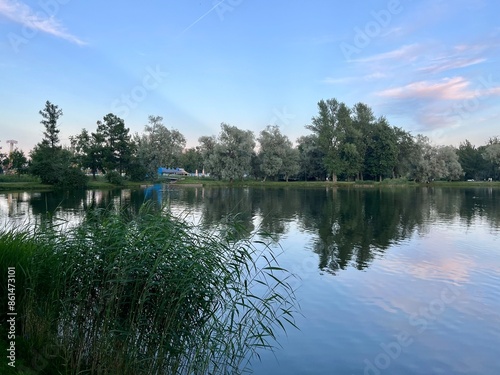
[419,57,486,74]
[378,77,476,100]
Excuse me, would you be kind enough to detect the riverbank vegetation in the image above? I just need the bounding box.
[0,205,297,374]
[1,99,499,188]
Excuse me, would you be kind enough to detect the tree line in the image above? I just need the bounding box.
[1,99,499,187]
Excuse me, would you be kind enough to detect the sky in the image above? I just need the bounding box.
[0,0,499,154]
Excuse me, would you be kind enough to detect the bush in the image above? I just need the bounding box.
[106,170,125,185]
[0,205,297,374]
[127,162,149,182]
[56,167,88,189]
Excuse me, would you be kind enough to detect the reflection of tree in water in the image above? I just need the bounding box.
[197,188,256,237]
[297,188,435,274]
[297,187,500,274]
[5,186,499,272]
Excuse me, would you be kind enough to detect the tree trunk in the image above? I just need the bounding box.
[332,173,337,182]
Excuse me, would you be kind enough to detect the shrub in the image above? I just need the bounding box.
[56,167,88,189]
[106,170,124,185]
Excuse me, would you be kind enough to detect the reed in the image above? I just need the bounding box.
[0,204,297,374]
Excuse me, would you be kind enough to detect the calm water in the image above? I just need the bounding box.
[1,186,499,374]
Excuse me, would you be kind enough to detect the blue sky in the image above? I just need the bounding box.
[1,0,499,154]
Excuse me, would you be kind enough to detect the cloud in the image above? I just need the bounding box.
[352,43,422,63]
[419,57,486,74]
[378,76,500,101]
[323,72,387,84]
[378,77,477,100]
[0,0,86,45]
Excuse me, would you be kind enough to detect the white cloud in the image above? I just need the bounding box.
[352,44,422,63]
[0,0,86,45]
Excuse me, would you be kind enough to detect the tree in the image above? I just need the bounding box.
[97,113,133,175]
[437,146,463,181]
[280,147,300,182]
[307,99,343,182]
[30,101,87,188]
[135,116,186,180]
[258,125,290,181]
[9,149,29,174]
[351,102,375,180]
[70,128,106,179]
[180,147,203,174]
[364,117,398,181]
[39,100,63,149]
[296,135,326,181]
[482,143,500,180]
[457,140,487,180]
[217,123,255,182]
[198,135,221,179]
[200,124,255,181]
[393,127,416,179]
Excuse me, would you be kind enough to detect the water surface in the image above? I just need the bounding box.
[1,186,499,374]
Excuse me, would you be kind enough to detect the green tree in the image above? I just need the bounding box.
[307,99,343,182]
[437,146,464,181]
[180,147,203,174]
[135,116,186,179]
[296,135,326,181]
[201,124,255,181]
[30,101,87,188]
[70,129,106,179]
[351,102,376,180]
[457,140,488,180]
[482,143,500,180]
[198,135,221,179]
[364,117,397,181]
[97,113,133,175]
[393,127,416,179]
[280,147,300,182]
[218,123,255,181]
[9,149,29,174]
[39,100,63,149]
[258,125,291,181]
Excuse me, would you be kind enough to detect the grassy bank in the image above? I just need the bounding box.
[175,176,500,188]
[2,173,500,192]
[0,205,297,374]
[0,175,51,191]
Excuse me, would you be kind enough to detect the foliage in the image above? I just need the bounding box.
[39,100,62,148]
[296,135,327,181]
[1,148,28,174]
[105,170,125,185]
[364,117,398,181]
[0,205,298,375]
[180,147,203,174]
[70,128,106,179]
[97,113,133,175]
[257,125,298,181]
[134,116,186,180]
[201,123,255,181]
[29,102,89,189]
[457,140,488,180]
[482,142,500,180]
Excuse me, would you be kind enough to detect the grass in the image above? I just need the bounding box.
[2,173,500,192]
[0,204,298,374]
[0,175,51,191]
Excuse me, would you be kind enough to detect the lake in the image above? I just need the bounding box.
[1,185,499,374]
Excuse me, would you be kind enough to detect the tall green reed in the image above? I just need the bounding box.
[1,203,298,374]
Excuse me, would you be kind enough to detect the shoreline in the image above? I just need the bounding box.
[1,177,500,192]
